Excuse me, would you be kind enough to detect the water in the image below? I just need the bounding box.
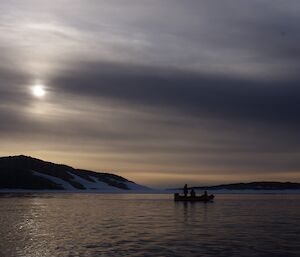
[0,194,299,257]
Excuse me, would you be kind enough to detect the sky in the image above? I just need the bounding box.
[1,0,300,188]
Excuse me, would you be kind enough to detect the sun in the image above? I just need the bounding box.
[32,85,46,98]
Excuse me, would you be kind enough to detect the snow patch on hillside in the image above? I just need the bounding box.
[33,171,76,190]
[31,170,151,192]
[68,172,124,192]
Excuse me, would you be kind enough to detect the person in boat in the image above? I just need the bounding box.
[183,184,188,197]
[190,188,196,197]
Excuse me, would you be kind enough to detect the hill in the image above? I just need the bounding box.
[0,155,151,192]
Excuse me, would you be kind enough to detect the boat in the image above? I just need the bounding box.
[174,193,214,202]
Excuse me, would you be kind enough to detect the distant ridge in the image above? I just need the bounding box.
[171,182,300,191]
[0,155,151,192]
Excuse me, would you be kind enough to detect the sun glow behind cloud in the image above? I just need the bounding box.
[32,85,46,98]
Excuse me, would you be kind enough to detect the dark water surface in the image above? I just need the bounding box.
[0,193,299,257]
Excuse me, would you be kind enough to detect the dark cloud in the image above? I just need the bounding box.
[53,61,300,129]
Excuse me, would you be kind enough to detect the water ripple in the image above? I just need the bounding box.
[0,194,299,257]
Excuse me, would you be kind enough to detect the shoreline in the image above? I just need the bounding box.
[1,189,300,194]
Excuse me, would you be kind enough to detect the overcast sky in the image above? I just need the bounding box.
[1,0,300,188]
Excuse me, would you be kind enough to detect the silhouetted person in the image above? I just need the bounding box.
[204,190,208,197]
[183,184,188,197]
[190,188,196,197]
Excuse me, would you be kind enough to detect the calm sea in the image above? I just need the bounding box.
[0,193,299,257]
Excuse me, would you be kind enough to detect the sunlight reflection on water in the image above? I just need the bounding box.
[0,194,299,257]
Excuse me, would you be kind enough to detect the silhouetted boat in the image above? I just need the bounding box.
[174,193,214,202]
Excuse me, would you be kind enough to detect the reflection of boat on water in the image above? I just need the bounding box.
[174,193,214,202]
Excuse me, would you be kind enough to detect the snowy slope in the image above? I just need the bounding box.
[0,155,152,192]
[33,171,151,192]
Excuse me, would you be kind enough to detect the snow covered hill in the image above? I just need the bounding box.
[0,155,151,192]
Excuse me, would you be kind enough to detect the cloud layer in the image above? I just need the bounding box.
[1,0,300,187]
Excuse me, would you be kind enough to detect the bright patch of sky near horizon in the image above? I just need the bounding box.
[1,0,300,188]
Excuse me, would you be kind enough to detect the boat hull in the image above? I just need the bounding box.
[174,193,214,202]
